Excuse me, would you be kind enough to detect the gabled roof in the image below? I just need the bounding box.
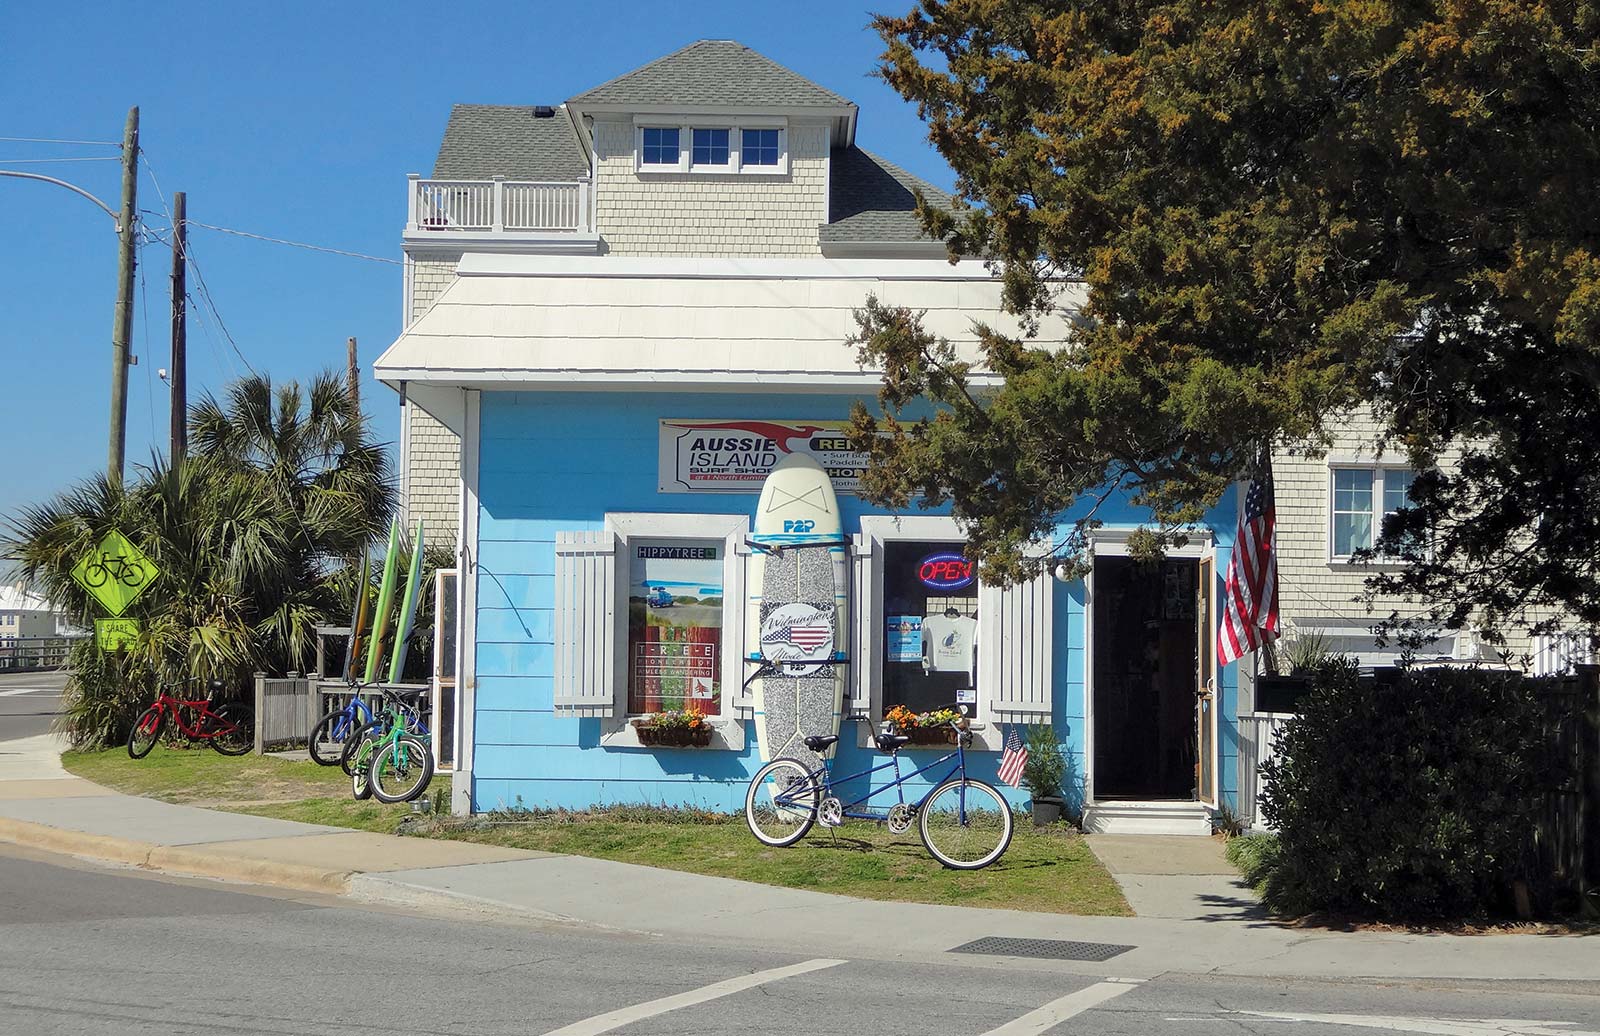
[432,104,589,181]
[823,147,955,244]
[569,40,854,109]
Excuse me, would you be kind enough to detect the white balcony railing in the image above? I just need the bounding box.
[406,174,592,235]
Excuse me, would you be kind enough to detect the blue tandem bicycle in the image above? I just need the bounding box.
[743,708,1014,870]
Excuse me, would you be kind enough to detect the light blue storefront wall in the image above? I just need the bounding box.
[469,390,1237,814]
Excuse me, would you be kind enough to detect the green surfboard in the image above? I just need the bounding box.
[387,519,426,683]
[343,547,371,684]
[364,518,402,684]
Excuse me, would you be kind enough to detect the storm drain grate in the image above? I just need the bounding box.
[949,936,1135,962]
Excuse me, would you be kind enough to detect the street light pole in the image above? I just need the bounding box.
[108,106,140,485]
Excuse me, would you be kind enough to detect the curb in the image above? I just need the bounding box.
[345,873,654,936]
[0,815,352,895]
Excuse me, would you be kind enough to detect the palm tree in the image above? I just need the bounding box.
[2,371,394,746]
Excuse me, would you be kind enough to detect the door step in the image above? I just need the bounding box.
[1081,800,1213,836]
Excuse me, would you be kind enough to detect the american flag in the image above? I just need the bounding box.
[1218,474,1280,667]
[783,625,832,650]
[997,724,1028,788]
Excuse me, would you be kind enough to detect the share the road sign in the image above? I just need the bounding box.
[70,530,159,617]
[95,618,141,651]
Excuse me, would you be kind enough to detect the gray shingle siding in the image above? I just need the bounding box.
[823,147,954,243]
[432,105,589,181]
[569,40,854,108]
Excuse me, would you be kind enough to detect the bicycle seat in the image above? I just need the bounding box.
[875,733,911,752]
[802,734,838,753]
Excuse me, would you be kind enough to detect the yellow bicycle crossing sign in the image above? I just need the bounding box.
[71,530,160,617]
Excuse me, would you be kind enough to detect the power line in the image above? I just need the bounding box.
[183,238,258,376]
[0,156,120,164]
[0,135,121,146]
[185,220,401,266]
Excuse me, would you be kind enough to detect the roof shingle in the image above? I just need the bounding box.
[432,105,589,181]
[569,40,854,108]
[823,147,954,244]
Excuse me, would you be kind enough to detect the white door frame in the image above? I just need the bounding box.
[1082,530,1214,806]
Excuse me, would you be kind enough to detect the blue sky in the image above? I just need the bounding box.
[0,0,950,522]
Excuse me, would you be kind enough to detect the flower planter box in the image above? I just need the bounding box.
[632,723,714,748]
[901,725,959,746]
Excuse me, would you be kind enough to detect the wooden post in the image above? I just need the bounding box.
[252,671,266,755]
[346,336,360,411]
[169,191,187,464]
[109,106,140,483]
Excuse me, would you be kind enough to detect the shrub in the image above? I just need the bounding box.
[1259,660,1557,921]
[1225,832,1281,896]
[1021,724,1067,800]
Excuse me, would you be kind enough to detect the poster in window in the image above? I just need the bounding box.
[881,541,980,714]
[627,539,723,715]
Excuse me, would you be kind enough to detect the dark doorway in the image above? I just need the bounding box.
[1092,556,1199,800]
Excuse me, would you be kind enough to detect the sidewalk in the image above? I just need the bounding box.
[1,735,1594,984]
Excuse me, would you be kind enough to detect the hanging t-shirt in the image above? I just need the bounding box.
[921,613,978,681]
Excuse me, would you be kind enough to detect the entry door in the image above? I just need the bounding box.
[1195,556,1218,806]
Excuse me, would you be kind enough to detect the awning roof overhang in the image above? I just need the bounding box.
[375,254,1081,395]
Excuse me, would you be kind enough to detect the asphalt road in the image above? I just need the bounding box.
[0,670,65,741]
[1,844,1595,1035]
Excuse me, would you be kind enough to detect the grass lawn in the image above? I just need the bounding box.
[62,748,1129,916]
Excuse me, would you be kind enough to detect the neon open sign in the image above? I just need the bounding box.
[918,552,975,590]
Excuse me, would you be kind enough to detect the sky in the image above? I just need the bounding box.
[0,0,953,524]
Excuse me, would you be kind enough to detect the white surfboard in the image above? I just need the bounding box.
[747,453,850,766]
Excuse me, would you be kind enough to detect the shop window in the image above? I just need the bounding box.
[553,514,748,739]
[626,537,726,717]
[882,540,979,716]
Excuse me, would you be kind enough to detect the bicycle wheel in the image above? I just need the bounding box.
[745,758,820,847]
[919,778,1013,870]
[308,710,353,766]
[207,702,255,756]
[349,736,376,800]
[369,735,434,804]
[341,722,385,776]
[127,706,164,759]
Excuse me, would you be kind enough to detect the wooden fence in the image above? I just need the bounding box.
[251,671,431,753]
[0,636,86,672]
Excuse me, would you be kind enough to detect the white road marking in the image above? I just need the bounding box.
[1234,1010,1600,1036]
[0,688,55,697]
[979,979,1143,1035]
[536,957,846,1036]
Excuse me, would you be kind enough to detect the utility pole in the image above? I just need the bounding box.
[346,336,360,411]
[108,106,140,484]
[169,191,187,465]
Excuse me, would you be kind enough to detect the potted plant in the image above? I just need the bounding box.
[631,703,714,747]
[1021,725,1067,826]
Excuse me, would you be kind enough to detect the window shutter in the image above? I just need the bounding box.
[978,571,1054,723]
[553,530,620,716]
[848,534,880,719]
[728,536,755,711]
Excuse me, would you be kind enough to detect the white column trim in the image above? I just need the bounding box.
[451,388,481,815]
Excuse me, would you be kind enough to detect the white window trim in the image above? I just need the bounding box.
[1327,465,1416,564]
[856,515,1003,752]
[634,118,789,176]
[598,512,749,751]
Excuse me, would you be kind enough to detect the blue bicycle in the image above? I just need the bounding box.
[308,683,429,768]
[743,709,1014,870]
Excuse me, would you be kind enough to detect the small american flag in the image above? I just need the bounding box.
[997,724,1028,788]
[1218,473,1280,667]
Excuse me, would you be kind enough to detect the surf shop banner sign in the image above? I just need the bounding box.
[658,419,871,494]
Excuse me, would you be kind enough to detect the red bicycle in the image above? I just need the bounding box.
[127,680,255,759]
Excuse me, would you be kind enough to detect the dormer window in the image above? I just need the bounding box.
[633,119,788,175]
[742,128,779,166]
[641,127,680,166]
[692,128,730,166]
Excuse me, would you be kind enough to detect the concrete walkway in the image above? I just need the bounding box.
[0,738,1594,984]
[1085,834,1266,921]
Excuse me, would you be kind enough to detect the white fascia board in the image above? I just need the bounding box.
[452,252,1048,283]
[401,232,604,258]
[374,367,1004,393]
[819,239,950,260]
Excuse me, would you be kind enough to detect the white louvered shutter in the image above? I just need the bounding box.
[728,535,755,711]
[847,533,880,719]
[978,570,1055,723]
[553,530,621,716]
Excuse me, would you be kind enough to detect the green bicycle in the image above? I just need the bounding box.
[341,691,433,804]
